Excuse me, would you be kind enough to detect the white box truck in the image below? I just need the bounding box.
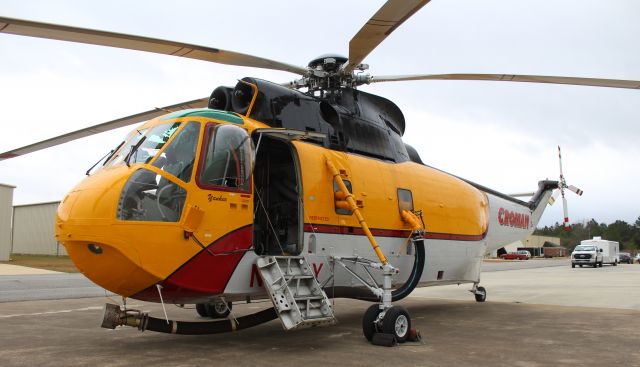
[572,237,619,268]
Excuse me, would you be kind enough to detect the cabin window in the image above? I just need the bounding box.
[397,188,414,212]
[117,168,187,222]
[197,124,252,192]
[334,180,353,215]
[152,121,201,183]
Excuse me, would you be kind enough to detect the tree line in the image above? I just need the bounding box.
[534,217,640,251]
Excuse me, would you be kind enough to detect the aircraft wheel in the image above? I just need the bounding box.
[381,306,411,343]
[362,304,382,341]
[195,303,209,317]
[206,301,232,318]
[474,286,487,302]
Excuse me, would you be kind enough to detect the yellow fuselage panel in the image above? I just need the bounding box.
[296,142,488,237]
[56,115,256,296]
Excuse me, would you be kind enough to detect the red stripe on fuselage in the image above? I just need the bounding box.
[131,225,253,304]
[303,224,486,241]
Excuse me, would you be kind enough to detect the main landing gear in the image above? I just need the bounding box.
[363,304,412,343]
[333,256,418,346]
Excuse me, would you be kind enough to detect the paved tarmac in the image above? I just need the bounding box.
[414,261,640,310]
[0,264,61,275]
[0,262,639,367]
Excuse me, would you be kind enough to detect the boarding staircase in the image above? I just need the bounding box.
[256,256,336,330]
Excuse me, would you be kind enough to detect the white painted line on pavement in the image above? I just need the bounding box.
[0,304,142,318]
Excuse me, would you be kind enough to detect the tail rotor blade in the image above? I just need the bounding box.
[568,185,584,196]
[558,145,564,178]
[562,196,571,232]
[548,190,559,205]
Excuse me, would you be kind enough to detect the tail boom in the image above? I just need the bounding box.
[481,180,558,252]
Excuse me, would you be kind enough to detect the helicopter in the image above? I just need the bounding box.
[1,0,638,345]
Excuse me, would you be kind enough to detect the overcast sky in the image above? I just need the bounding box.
[0,0,639,228]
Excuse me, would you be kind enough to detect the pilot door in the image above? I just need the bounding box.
[191,123,254,238]
[252,134,303,256]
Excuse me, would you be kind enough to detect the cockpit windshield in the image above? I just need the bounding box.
[105,122,181,168]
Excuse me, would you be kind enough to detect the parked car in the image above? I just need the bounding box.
[500,251,530,260]
[618,252,632,264]
[517,250,531,259]
[636,253,640,264]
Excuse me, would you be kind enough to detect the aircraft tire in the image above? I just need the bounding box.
[206,301,232,319]
[362,304,382,341]
[381,306,411,343]
[474,286,487,302]
[196,303,209,317]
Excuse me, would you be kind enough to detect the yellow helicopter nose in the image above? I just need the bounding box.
[55,167,160,297]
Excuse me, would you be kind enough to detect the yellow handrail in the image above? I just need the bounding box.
[325,157,388,265]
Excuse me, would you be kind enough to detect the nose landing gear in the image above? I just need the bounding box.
[196,299,232,318]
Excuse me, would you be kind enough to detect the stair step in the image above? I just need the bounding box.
[293,295,325,302]
[284,275,315,280]
[256,255,336,330]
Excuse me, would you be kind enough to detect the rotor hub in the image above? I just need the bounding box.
[307,53,348,71]
[289,54,372,93]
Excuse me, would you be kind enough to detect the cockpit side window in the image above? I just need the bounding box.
[197,123,252,192]
[152,121,201,183]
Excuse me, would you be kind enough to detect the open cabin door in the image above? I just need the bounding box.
[252,129,325,256]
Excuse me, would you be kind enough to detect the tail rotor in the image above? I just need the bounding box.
[555,146,583,231]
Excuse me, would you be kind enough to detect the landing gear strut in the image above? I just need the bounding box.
[334,256,414,345]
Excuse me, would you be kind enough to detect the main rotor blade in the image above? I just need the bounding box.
[0,97,208,161]
[344,0,432,74]
[370,73,640,89]
[0,16,306,75]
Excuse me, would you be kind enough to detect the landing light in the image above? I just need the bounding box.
[88,244,103,255]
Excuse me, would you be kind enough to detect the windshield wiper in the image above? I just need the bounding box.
[125,136,147,167]
[85,141,125,176]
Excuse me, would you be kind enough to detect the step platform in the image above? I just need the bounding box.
[256,256,336,330]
